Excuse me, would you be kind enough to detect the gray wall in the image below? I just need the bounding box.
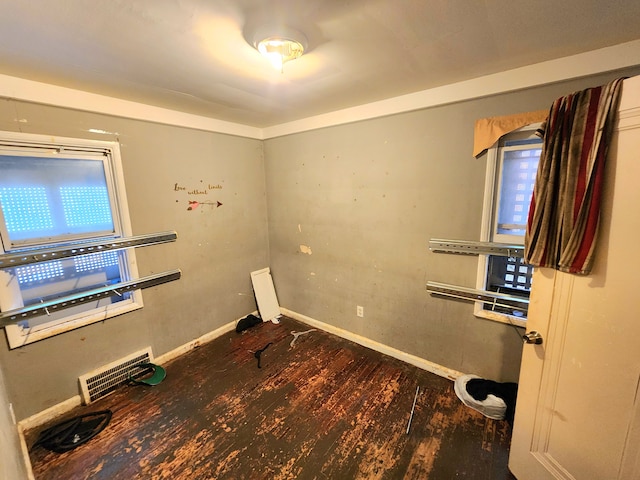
[1,67,638,422]
[0,367,28,480]
[0,101,269,420]
[263,69,640,384]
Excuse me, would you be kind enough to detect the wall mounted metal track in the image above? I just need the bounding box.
[429,238,524,258]
[0,270,182,326]
[426,281,529,312]
[0,231,178,269]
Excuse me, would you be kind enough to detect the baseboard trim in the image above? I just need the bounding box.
[17,395,82,480]
[281,308,462,381]
[18,395,82,432]
[154,317,240,366]
[155,311,258,366]
[16,423,36,480]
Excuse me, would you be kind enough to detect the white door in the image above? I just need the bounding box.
[509,75,640,480]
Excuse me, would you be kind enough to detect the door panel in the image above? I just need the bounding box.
[509,75,640,480]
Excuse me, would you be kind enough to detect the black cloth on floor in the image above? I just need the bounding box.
[466,378,518,422]
[236,314,261,333]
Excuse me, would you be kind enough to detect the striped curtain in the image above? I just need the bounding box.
[524,78,625,275]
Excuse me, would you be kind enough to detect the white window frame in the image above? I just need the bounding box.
[474,124,541,328]
[0,131,142,348]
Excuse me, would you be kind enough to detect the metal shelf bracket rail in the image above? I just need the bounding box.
[429,238,524,258]
[0,270,182,326]
[0,231,181,327]
[426,281,529,312]
[0,231,178,269]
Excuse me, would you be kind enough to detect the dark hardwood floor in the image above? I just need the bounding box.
[26,316,516,479]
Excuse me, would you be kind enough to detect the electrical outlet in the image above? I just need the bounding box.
[356,305,364,317]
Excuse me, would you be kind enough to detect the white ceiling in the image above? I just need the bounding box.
[1,0,640,128]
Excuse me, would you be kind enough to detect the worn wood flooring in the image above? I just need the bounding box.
[26,316,516,479]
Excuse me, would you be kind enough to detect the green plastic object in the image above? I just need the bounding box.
[129,363,166,386]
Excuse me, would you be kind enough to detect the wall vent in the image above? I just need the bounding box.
[78,347,154,404]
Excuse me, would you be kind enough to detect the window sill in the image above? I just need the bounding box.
[4,299,143,349]
[473,303,527,328]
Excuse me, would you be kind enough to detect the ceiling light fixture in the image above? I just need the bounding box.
[252,26,307,72]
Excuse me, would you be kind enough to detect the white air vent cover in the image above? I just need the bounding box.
[78,347,154,404]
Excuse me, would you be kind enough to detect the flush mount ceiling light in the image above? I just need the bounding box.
[252,26,307,72]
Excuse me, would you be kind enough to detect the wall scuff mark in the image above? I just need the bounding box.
[299,245,312,255]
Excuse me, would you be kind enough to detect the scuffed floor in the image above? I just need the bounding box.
[26,316,516,479]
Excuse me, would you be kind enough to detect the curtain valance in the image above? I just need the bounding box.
[473,110,548,157]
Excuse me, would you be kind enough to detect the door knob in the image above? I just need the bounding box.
[522,331,543,345]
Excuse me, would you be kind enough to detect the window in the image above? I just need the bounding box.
[0,131,142,348]
[475,126,542,326]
